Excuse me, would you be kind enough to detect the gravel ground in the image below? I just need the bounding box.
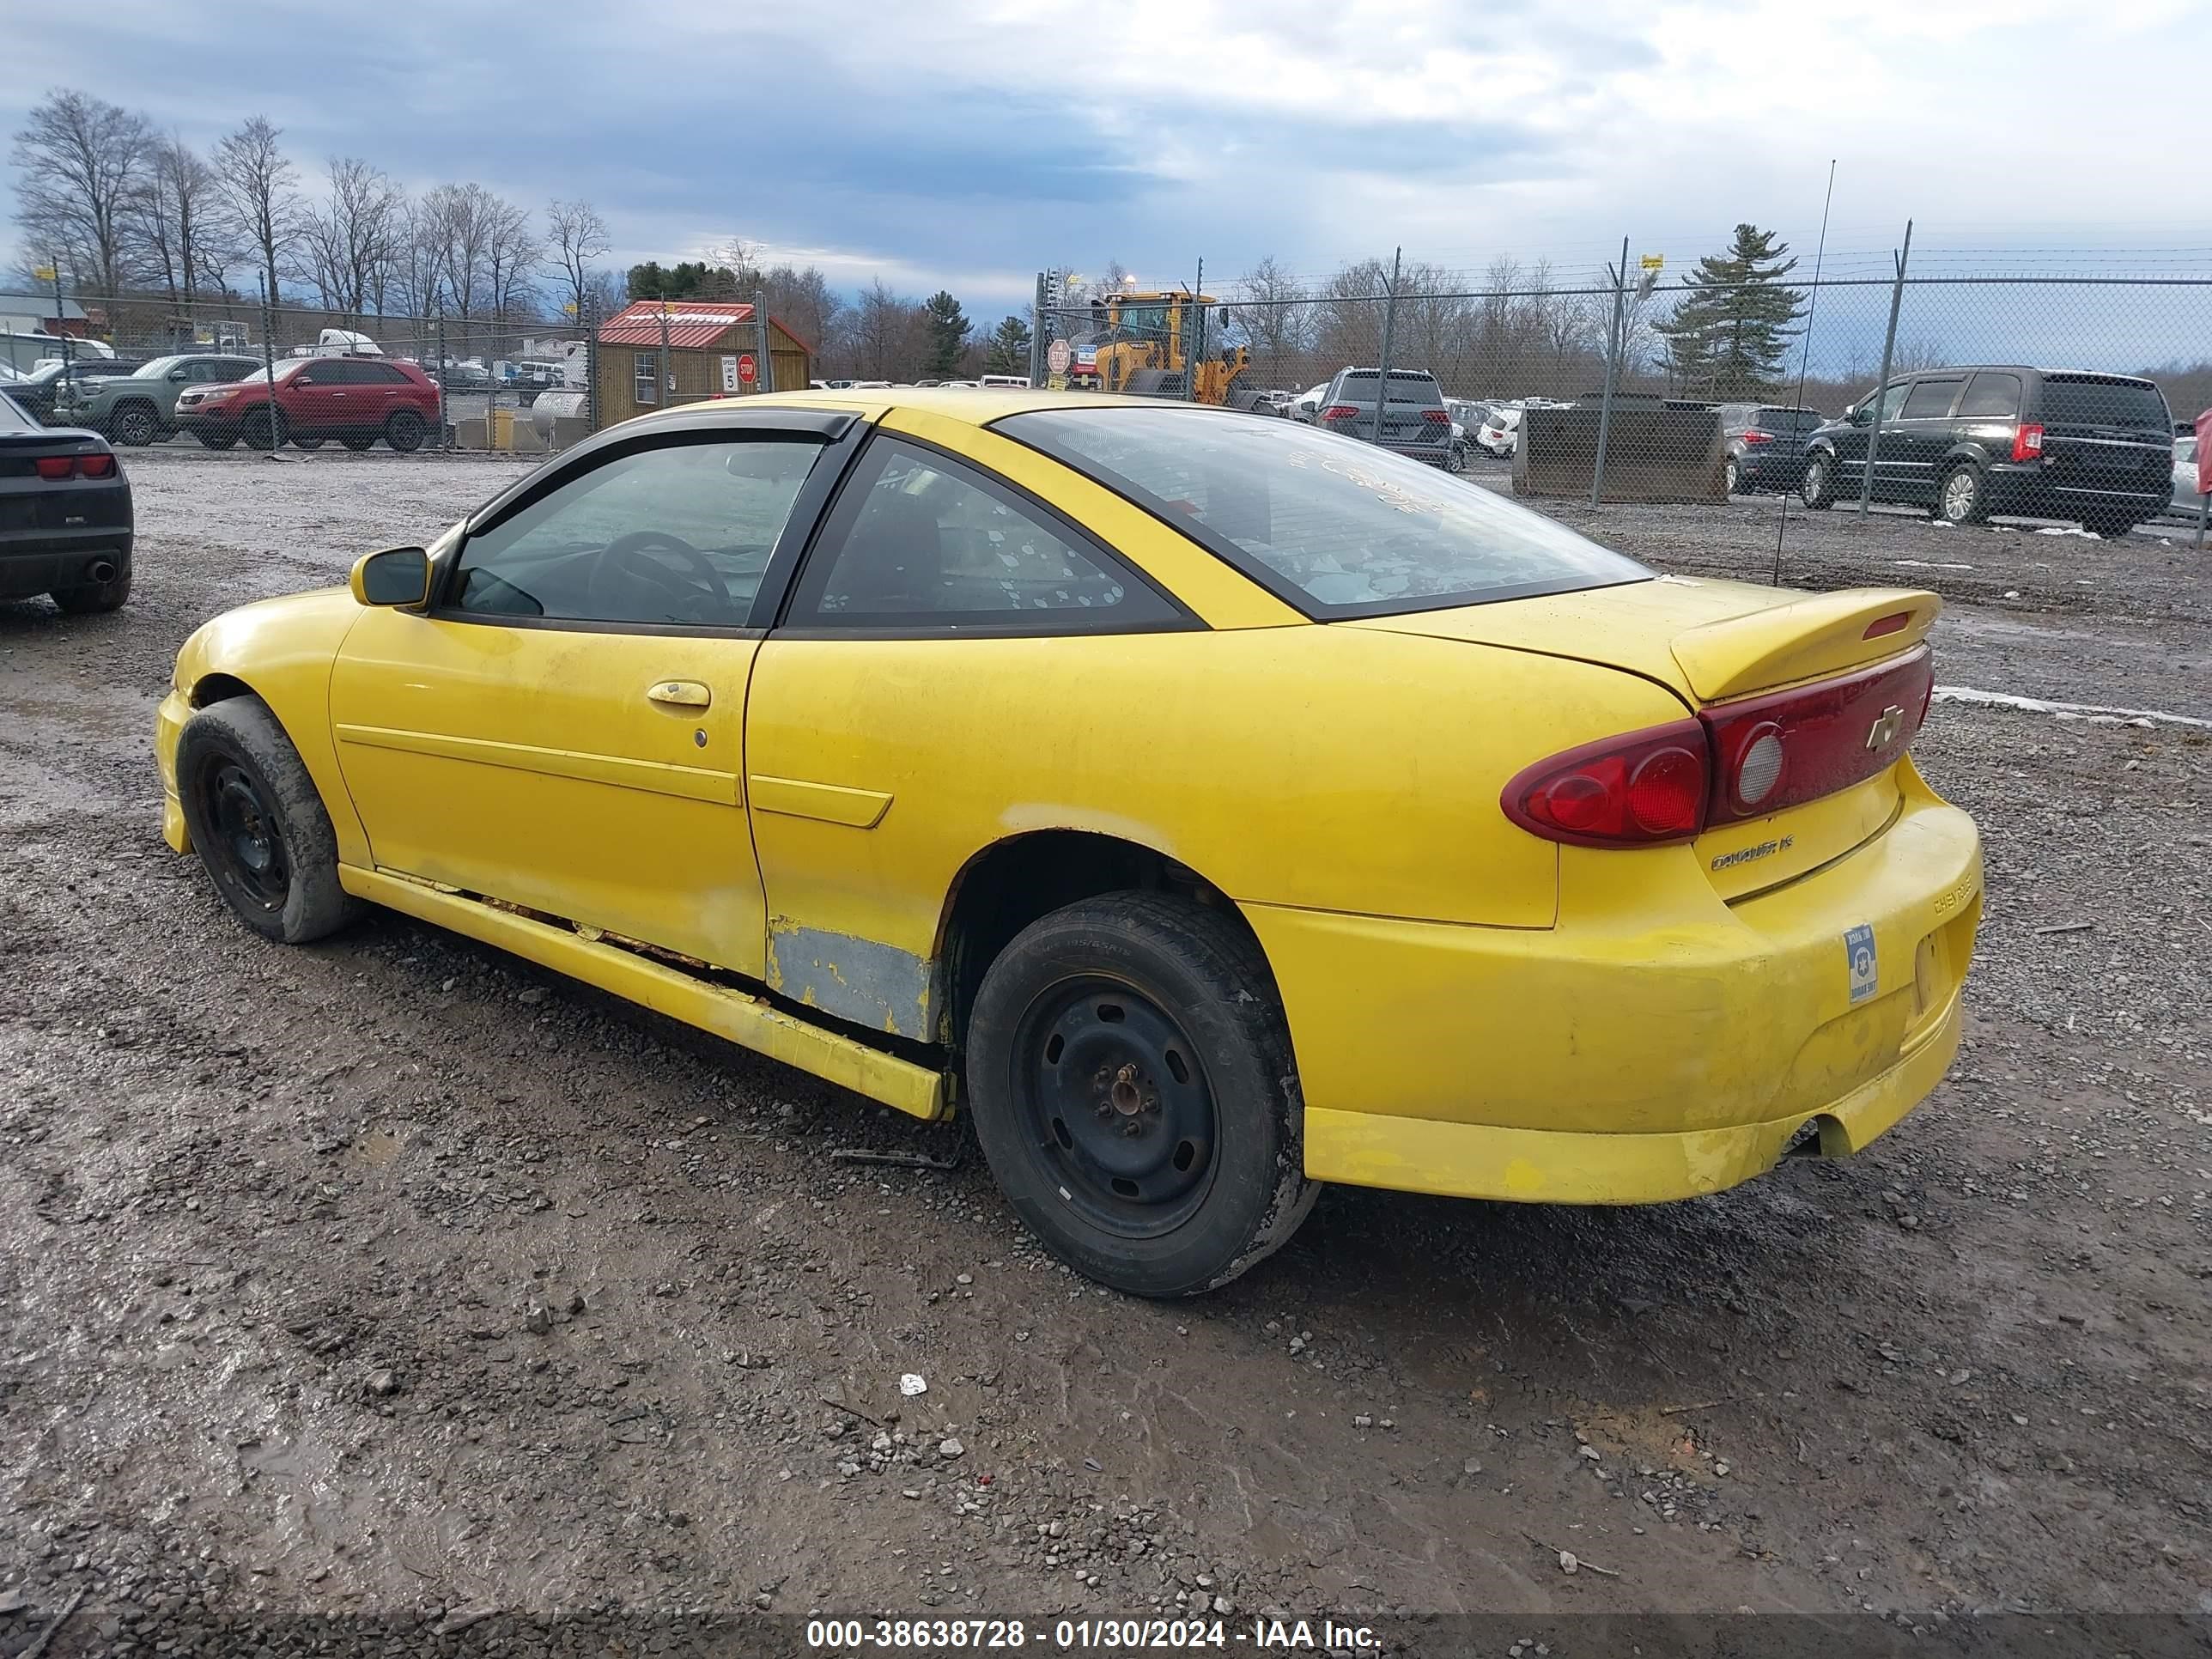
[1,447,2207,1655]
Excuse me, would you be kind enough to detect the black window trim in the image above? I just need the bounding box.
[422,410,866,639]
[1898,374,1966,421]
[987,404,1654,623]
[767,426,1203,641]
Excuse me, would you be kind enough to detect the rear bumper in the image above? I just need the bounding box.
[1248,763,1982,1203]
[0,525,134,598]
[1982,463,2164,519]
[1734,449,1809,488]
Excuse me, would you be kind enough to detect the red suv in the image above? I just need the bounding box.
[173,356,441,453]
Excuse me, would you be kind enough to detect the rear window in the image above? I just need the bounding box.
[0,391,34,433]
[1337,371,1443,404]
[996,406,1649,618]
[1957,373,2021,418]
[1755,407,1825,433]
[2040,378,2171,432]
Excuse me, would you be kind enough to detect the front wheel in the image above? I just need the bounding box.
[965,892,1318,1297]
[175,696,359,945]
[1800,453,1838,510]
[112,402,160,447]
[242,408,287,452]
[385,409,427,453]
[1724,456,1741,496]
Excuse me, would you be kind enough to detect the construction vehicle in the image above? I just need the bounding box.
[1085,290,1267,408]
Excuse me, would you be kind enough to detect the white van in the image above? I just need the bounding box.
[975,374,1030,388]
[1,332,117,374]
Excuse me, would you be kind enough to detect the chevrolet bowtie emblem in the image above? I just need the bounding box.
[1865,705,1905,750]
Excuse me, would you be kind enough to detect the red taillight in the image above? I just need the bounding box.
[79,453,116,478]
[1741,429,1774,445]
[1421,407,1450,423]
[1863,610,1911,639]
[1702,647,1935,826]
[1502,720,1711,848]
[33,455,76,479]
[2012,422,2045,462]
[1322,404,1359,421]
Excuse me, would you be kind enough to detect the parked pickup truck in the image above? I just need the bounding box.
[53,352,267,446]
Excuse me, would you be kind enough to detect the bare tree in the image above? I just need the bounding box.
[418,181,494,319]
[10,88,150,296]
[1231,256,1310,382]
[851,278,927,380]
[300,157,404,318]
[760,263,842,358]
[127,134,228,306]
[213,116,301,305]
[546,198,610,323]
[483,193,542,323]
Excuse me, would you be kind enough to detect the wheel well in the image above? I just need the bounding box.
[190,672,257,708]
[937,831,1262,1052]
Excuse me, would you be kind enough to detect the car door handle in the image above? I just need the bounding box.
[647,680,712,708]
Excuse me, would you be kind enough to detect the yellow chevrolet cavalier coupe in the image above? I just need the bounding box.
[156,389,1982,1295]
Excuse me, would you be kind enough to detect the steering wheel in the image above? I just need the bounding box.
[586,531,736,623]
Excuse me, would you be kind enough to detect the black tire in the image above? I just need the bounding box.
[291,434,325,451]
[243,407,286,453]
[1800,452,1838,509]
[384,410,426,453]
[1724,455,1741,496]
[341,434,375,452]
[50,561,132,614]
[1936,462,1989,525]
[196,430,238,451]
[175,696,359,945]
[2083,509,2140,538]
[965,891,1318,1297]
[112,401,161,447]
[1446,442,1467,475]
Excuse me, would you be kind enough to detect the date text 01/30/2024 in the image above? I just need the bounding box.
[805,1616,1383,1650]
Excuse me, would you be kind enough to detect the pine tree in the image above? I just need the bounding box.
[923,290,969,376]
[986,313,1031,375]
[1652,224,1806,398]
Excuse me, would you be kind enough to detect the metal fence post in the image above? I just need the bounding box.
[257,276,277,451]
[1858,219,1913,519]
[1188,258,1204,403]
[1030,271,1048,388]
[434,301,448,449]
[1370,246,1401,446]
[52,264,72,385]
[755,289,774,393]
[1590,235,1629,508]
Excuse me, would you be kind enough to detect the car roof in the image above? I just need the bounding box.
[620,386,1169,432]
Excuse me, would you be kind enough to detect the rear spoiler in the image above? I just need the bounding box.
[1672,587,1941,702]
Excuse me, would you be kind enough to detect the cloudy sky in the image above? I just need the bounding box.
[5,0,2203,317]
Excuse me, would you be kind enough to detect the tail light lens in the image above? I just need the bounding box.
[80,453,117,477]
[1322,404,1359,421]
[1502,720,1711,848]
[1421,408,1450,423]
[1703,647,1935,826]
[33,456,77,479]
[2012,422,2045,461]
[1741,429,1774,445]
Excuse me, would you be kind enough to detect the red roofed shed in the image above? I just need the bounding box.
[595,299,814,425]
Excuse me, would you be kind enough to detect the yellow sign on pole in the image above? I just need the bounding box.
[1639,254,1665,271]
[32,264,56,283]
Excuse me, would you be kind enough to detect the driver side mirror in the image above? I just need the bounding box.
[168,369,189,381]
[350,545,430,608]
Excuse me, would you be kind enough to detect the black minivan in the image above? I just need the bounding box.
[1799,367,2172,535]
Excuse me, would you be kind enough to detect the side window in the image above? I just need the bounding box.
[352,362,405,385]
[787,436,1183,632]
[1864,383,1911,423]
[1900,377,1962,420]
[1957,373,2022,418]
[449,438,826,627]
[634,351,659,406]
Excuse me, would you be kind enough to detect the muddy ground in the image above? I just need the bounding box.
[1,447,2206,1653]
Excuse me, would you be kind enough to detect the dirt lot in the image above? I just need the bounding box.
[2,447,2207,1654]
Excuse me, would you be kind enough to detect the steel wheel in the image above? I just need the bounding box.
[202,758,291,915]
[1940,465,1985,524]
[1012,977,1218,1239]
[1725,457,1740,495]
[114,404,158,447]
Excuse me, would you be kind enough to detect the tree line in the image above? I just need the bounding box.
[9,86,1039,380]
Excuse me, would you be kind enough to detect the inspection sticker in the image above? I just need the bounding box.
[1844,923,1879,1004]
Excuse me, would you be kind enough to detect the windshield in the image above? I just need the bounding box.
[2041,378,2170,432]
[998,406,1649,618]
[137,356,186,378]
[1337,371,1443,404]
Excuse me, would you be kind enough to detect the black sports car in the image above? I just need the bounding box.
[0,389,133,613]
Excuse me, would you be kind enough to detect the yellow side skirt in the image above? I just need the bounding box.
[340,866,948,1122]
[1304,985,1962,1205]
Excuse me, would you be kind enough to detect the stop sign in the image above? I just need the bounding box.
[737,353,757,386]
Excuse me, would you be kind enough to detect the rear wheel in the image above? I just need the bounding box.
[1937,463,1989,525]
[965,891,1318,1297]
[51,561,132,614]
[112,401,161,447]
[242,408,286,452]
[1800,453,1838,510]
[175,696,358,945]
[1724,456,1741,495]
[2083,508,2141,538]
[385,409,427,453]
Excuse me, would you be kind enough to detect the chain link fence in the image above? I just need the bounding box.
[9,291,598,454]
[1037,264,2212,544]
